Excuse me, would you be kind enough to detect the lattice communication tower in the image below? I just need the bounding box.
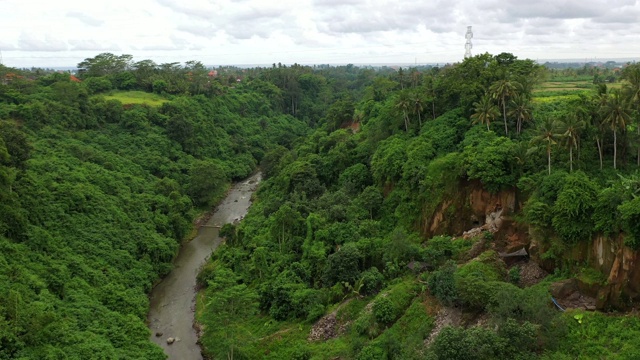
[464,26,473,58]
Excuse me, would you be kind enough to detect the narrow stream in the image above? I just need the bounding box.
[147,172,262,360]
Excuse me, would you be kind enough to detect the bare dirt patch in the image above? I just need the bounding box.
[517,261,549,287]
[424,306,463,346]
[308,299,353,341]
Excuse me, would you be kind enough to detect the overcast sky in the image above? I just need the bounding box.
[1,0,639,68]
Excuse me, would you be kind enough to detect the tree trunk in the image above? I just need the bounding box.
[432,102,436,120]
[403,110,409,132]
[596,138,603,170]
[577,137,581,165]
[502,99,508,136]
[280,222,285,253]
[417,110,422,127]
[547,147,551,175]
[614,130,617,169]
[569,146,573,172]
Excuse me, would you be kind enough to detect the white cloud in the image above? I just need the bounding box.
[18,33,68,52]
[68,39,121,51]
[0,0,638,67]
[66,11,104,27]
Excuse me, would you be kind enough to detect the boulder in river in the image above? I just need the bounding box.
[166,337,175,345]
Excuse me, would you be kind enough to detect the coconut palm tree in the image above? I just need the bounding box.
[591,110,607,170]
[588,86,610,169]
[412,91,424,127]
[490,79,520,136]
[422,75,438,120]
[622,64,640,106]
[601,89,632,169]
[622,64,640,165]
[509,93,533,134]
[558,113,585,172]
[395,91,411,132]
[530,116,562,175]
[471,94,500,131]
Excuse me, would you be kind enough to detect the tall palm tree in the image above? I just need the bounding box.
[509,93,533,134]
[395,91,411,132]
[490,79,520,136]
[412,91,424,127]
[590,86,610,169]
[558,113,585,172]
[422,74,437,120]
[471,94,500,131]
[591,108,607,170]
[530,117,562,175]
[622,64,640,105]
[622,64,640,165]
[601,89,632,169]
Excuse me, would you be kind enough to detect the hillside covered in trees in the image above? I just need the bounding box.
[2,52,640,359]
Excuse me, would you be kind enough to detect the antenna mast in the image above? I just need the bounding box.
[464,26,473,58]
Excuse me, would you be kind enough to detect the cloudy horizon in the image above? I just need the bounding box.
[1,0,639,68]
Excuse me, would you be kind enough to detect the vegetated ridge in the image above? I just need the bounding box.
[2,52,640,359]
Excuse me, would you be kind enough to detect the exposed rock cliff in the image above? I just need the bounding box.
[423,180,640,310]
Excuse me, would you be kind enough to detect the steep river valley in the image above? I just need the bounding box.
[147,172,262,359]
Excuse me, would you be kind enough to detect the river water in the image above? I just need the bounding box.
[147,172,262,360]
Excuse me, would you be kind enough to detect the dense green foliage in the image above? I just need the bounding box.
[196,56,640,359]
[0,60,310,359]
[3,53,640,358]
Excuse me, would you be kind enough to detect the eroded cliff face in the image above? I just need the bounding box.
[422,180,524,248]
[529,231,640,309]
[423,180,640,310]
[575,235,639,309]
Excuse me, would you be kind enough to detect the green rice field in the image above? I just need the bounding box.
[101,91,169,107]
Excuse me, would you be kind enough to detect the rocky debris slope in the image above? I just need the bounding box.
[424,306,463,346]
[518,261,548,287]
[308,300,352,341]
[551,279,596,311]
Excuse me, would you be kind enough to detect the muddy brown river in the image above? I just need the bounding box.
[147,172,261,359]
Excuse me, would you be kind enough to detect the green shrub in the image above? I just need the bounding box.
[455,251,505,281]
[423,236,456,264]
[83,76,113,94]
[592,186,625,236]
[373,297,395,325]
[456,278,505,310]
[551,171,598,244]
[463,135,517,193]
[370,135,407,184]
[360,267,385,295]
[618,197,640,249]
[428,261,458,306]
[508,266,521,285]
[547,311,640,359]
[290,345,312,360]
[352,311,381,338]
[431,326,507,360]
[356,345,385,360]
[488,285,557,329]
[322,242,363,286]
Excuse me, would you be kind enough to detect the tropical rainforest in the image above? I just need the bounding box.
[1,52,640,359]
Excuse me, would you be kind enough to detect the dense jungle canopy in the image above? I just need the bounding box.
[1,53,640,359]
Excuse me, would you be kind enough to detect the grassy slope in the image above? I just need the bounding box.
[101,91,169,106]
